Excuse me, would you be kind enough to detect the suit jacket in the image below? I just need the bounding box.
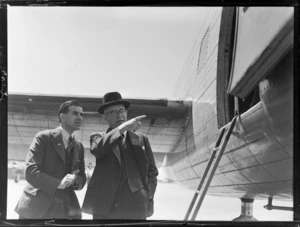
[15,127,86,219]
[82,129,158,216]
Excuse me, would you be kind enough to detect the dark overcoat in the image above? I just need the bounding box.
[15,127,86,219]
[82,129,158,216]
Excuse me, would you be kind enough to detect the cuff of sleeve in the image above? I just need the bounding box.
[48,179,61,195]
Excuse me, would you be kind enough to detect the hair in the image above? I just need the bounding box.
[58,100,81,122]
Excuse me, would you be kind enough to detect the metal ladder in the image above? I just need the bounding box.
[184,115,238,221]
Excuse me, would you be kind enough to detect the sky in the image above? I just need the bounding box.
[8,6,210,99]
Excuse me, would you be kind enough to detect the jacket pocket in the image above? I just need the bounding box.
[24,185,39,196]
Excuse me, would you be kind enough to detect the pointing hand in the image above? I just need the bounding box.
[119,115,146,133]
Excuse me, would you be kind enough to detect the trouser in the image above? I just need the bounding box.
[44,198,71,219]
[18,190,79,219]
[93,181,148,220]
[18,201,70,219]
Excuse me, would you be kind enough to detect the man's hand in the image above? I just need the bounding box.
[57,169,80,189]
[118,115,146,134]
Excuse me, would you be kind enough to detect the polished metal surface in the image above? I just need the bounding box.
[162,7,293,201]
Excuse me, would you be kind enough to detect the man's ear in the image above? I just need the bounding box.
[102,113,107,121]
[59,113,65,122]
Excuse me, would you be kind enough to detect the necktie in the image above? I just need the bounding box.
[118,134,125,148]
[66,136,74,157]
[66,136,74,173]
[67,136,73,150]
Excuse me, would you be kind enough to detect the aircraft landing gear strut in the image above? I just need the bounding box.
[264,197,293,211]
[233,198,257,221]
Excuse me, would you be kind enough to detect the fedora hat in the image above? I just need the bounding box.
[98,92,130,114]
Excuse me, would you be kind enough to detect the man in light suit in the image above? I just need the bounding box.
[82,92,158,220]
[15,100,86,219]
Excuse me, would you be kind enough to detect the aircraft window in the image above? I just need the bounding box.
[197,28,210,73]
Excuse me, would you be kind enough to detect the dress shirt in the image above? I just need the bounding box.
[59,126,73,149]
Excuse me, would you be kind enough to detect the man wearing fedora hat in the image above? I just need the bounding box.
[82,91,158,220]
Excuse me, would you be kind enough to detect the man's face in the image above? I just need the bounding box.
[103,104,127,129]
[61,105,83,133]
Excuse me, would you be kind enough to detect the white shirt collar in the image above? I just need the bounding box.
[59,126,72,148]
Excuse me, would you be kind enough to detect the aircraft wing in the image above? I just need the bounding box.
[8,93,191,167]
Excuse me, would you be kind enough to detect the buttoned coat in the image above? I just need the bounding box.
[82,129,158,216]
[15,127,86,219]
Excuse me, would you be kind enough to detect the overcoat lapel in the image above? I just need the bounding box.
[128,130,148,178]
[50,127,65,163]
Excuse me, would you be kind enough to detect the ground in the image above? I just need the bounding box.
[6,179,293,221]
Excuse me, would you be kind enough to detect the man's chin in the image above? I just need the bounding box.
[74,125,81,131]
